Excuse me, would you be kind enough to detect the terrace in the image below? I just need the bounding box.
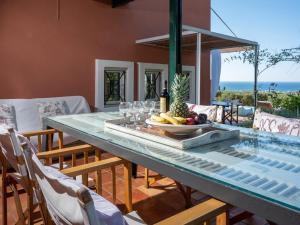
[0,1,299,225]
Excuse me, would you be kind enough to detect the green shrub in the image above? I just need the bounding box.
[216,91,254,105]
[217,91,300,118]
[280,93,300,112]
[257,92,269,101]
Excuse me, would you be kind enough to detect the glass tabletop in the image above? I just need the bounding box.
[47,112,300,213]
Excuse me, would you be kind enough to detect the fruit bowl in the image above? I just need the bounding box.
[145,119,212,135]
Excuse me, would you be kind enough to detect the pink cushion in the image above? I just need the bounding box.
[253,110,300,137]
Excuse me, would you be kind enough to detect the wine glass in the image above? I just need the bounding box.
[119,102,131,126]
[132,101,142,127]
[143,100,155,119]
[150,101,160,116]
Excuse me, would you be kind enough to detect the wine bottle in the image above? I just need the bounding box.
[160,80,170,113]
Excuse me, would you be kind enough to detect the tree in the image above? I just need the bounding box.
[224,46,300,76]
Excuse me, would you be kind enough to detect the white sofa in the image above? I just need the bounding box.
[0,96,91,145]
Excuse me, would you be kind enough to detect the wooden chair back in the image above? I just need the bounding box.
[0,127,30,189]
[0,127,43,224]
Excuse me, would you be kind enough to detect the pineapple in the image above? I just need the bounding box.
[170,74,190,118]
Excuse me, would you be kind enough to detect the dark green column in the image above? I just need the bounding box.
[169,0,182,93]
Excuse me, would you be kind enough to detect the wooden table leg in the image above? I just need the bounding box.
[124,161,133,213]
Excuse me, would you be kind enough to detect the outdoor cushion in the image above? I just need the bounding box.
[0,96,91,146]
[0,104,17,130]
[27,150,127,225]
[187,104,218,121]
[36,101,70,125]
[0,96,90,132]
[253,110,300,137]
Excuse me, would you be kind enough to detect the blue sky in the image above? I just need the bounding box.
[211,0,300,82]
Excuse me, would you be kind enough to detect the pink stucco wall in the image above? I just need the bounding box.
[0,0,211,105]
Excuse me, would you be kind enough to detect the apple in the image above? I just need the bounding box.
[193,116,200,125]
[186,117,196,125]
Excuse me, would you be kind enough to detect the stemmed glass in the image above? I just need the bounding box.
[119,102,131,126]
[131,101,143,127]
[143,100,155,119]
[149,101,160,116]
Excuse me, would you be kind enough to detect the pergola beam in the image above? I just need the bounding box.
[137,23,259,106]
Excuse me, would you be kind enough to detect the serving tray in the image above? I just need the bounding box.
[104,119,240,150]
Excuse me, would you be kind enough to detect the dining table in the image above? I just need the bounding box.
[43,112,300,225]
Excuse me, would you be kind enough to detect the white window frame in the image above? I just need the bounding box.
[182,65,196,104]
[95,59,134,112]
[138,63,168,101]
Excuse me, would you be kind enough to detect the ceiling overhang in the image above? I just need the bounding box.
[136,25,258,53]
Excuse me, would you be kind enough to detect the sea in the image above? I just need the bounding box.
[219,82,300,92]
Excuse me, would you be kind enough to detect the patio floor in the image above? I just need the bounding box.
[1,152,269,225]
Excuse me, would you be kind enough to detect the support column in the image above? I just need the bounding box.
[196,33,202,105]
[254,45,259,109]
[169,0,182,99]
